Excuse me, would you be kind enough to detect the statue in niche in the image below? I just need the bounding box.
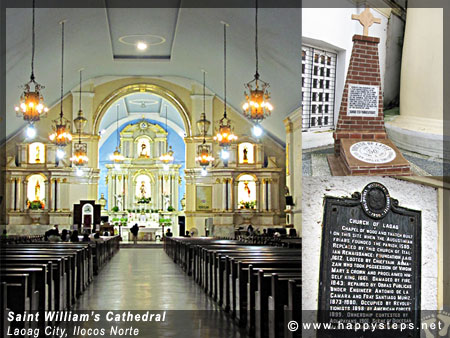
[115,194,123,211]
[35,146,41,163]
[164,194,170,211]
[243,147,249,163]
[244,181,251,198]
[140,181,146,198]
[139,142,149,158]
[35,181,41,201]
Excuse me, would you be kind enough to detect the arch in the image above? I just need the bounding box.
[236,172,258,182]
[132,170,155,183]
[25,172,47,182]
[93,83,192,137]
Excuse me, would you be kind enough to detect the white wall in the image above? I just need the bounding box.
[302,8,389,126]
[302,177,438,312]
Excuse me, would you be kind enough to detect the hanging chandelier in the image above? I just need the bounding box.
[49,20,72,156]
[242,0,273,125]
[15,0,49,124]
[110,104,124,164]
[159,106,174,167]
[195,70,214,174]
[70,69,88,167]
[214,22,237,149]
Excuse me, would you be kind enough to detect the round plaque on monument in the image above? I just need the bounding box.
[350,141,396,164]
[361,182,391,219]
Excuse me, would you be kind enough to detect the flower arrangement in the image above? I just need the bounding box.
[240,200,256,209]
[159,218,172,227]
[167,206,175,212]
[27,199,45,210]
[111,206,119,212]
[137,197,151,204]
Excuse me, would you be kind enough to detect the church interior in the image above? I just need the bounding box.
[2,5,301,238]
[0,3,302,337]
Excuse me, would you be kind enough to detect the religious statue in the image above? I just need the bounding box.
[35,146,41,163]
[244,181,251,198]
[115,194,123,211]
[140,143,148,158]
[35,181,41,201]
[140,181,146,197]
[243,147,248,163]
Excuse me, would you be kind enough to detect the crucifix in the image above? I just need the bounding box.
[352,8,381,36]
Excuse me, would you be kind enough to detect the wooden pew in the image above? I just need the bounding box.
[0,274,32,331]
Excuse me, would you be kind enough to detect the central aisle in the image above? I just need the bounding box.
[74,248,247,337]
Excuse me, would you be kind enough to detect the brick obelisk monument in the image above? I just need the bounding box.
[328,8,411,176]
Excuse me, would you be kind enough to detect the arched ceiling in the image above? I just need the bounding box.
[98,93,185,134]
[5,6,301,144]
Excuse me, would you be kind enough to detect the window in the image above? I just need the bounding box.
[301,46,337,130]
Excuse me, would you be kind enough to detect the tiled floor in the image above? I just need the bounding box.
[74,248,247,337]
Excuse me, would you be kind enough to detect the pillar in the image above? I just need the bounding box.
[16,178,22,211]
[23,179,28,211]
[56,179,61,211]
[45,180,51,211]
[385,7,445,158]
[267,179,272,211]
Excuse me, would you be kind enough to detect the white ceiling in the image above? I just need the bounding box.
[5,7,301,144]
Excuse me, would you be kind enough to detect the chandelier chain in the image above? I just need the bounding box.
[116,104,120,149]
[59,21,65,119]
[202,70,206,143]
[223,23,227,119]
[31,0,36,80]
[255,0,258,76]
[78,69,82,112]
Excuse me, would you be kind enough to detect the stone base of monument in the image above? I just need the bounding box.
[327,138,412,176]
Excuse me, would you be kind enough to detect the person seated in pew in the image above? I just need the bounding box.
[93,232,103,242]
[262,228,268,237]
[184,231,191,237]
[103,230,110,236]
[246,224,254,236]
[70,230,80,242]
[54,224,59,234]
[48,229,62,242]
[165,228,173,237]
[1,229,7,239]
[82,233,91,242]
[61,229,69,242]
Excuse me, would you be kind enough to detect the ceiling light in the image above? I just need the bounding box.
[49,21,72,151]
[137,41,148,51]
[214,22,237,149]
[15,0,48,125]
[252,125,263,137]
[159,106,174,165]
[220,149,230,160]
[71,69,89,168]
[110,104,124,164]
[56,149,65,159]
[196,71,215,171]
[242,0,273,124]
[26,125,37,139]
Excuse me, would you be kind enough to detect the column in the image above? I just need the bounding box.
[45,180,51,211]
[56,179,61,211]
[386,7,445,157]
[169,175,173,207]
[267,179,272,211]
[222,179,227,211]
[123,175,128,210]
[261,179,267,212]
[23,179,28,211]
[8,178,15,211]
[16,178,22,211]
[256,180,261,212]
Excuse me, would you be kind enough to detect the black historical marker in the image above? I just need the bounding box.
[317,182,421,338]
